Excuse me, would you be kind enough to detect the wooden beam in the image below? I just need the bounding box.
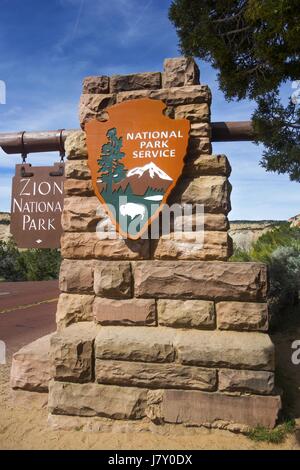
[0,129,77,155]
[211,121,254,142]
[0,122,254,155]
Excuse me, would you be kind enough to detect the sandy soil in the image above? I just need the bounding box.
[0,361,299,450]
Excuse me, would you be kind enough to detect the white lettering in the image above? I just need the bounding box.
[11,199,62,213]
[20,178,31,196]
[53,182,63,194]
[131,149,175,158]
[125,130,183,140]
[22,214,30,230]
[48,218,55,230]
[38,181,51,195]
[12,198,22,213]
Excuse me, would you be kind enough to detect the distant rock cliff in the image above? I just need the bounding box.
[0,212,11,242]
[229,220,281,251]
[289,214,300,228]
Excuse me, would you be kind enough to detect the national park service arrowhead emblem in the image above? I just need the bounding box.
[86,99,190,239]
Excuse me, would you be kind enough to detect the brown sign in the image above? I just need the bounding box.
[86,99,190,239]
[10,163,64,248]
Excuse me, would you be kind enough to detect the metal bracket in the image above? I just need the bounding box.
[20,164,34,178]
[21,131,28,163]
[49,163,65,177]
[58,128,65,162]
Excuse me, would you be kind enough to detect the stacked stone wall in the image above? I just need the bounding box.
[11,58,281,431]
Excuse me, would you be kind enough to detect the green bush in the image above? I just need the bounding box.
[247,420,295,444]
[231,223,300,263]
[268,246,300,313]
[0,240,61,282]
[231,224,300,324]
[0,240,27,281]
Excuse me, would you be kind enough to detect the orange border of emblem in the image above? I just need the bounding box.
[85,99,190,239]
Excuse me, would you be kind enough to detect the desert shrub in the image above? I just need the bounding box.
[0,240,61,282]
[20,248,61,281]
[268,246,300,318]
[231,224,300,325]
[247,420,295,444]
[0,240,27,281]
[249,224,300,262]
[231,223,300,263]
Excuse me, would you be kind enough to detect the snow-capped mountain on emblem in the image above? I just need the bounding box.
[98,161,174,196]
[127,162,173,181]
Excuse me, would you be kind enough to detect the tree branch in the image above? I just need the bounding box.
[212,5,247,24]
[220,25,251,36]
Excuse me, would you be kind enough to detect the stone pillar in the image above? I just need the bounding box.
[11,58,281,431]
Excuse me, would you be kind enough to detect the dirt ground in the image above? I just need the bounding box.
[0,360,299,450]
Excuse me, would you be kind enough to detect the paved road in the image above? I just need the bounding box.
[0,281,58,357]
[0,280,59,310]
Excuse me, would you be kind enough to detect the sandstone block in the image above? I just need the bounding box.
[65,160,91,180]
[157,299,215,329]
[134,261,268,301]
[151,85,211,106]
[49,381,147,420]
[161,389,281,428]
[218,369,275,395]
[153,231,231,261]
[169,176,231,214]
[173,213,229,232]
[95,326,175,363]
[110,72,161,92]
[216,301,269,331]
[96,360,216,391]
[93,261,132,298]
[187,137,212,156]
[50,322,97,383]
[116,85,211,106]
[79,93,116,128]
[190,123,211,138]
[116,89,151,103]
[83,75,110,94]
[65,131,87,159]
[62,197,108,232]
[93,298,156,325]
[184,154,231,177]
[61,233,150,260]
[10,334,53,392]
[59,259,94,294]
[64,178,94,197]
[162,57,200,88]
[56,293,94,329]
[174,103,209,123]
[174,329,274,370]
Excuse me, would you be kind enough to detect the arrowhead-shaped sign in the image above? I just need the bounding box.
[86,99,190,239]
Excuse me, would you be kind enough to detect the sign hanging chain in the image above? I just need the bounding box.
[20,131,33,177]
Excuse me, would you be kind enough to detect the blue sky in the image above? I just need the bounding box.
[0,0,298,220]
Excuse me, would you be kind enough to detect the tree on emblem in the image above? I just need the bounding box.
[97,128,127,195]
